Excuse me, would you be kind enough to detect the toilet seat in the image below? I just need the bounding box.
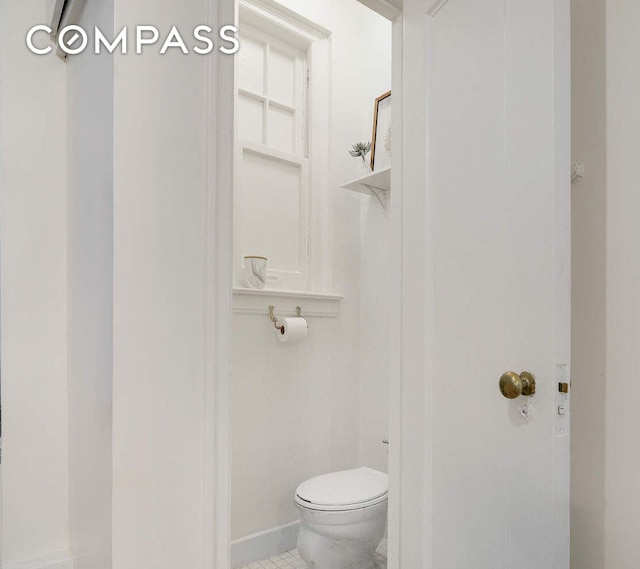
[295,467,388,511]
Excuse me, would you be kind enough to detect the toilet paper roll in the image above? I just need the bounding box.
[276,317,308,343]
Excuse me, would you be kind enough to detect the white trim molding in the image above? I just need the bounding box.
[231,521,300,568]
[239,0,331,40]
[356,0,402,21]
[4,552,74,569]
[233,287,343,317]
[391,2,430,568]
[387,12,404,569]
[205,0,236,567]
[426,0,452,17]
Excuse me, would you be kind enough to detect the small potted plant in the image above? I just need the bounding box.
[349,142,372,173]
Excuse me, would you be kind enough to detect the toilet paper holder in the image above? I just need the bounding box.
[268,305,302,330]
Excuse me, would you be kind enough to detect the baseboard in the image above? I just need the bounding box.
[231,521,300,568]
[4,551,74,569]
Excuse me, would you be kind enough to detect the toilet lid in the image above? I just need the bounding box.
[295,467,388,509]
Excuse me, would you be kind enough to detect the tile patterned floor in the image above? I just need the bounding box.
[237,538,387,569]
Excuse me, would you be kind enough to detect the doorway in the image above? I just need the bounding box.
[228,1,400,567]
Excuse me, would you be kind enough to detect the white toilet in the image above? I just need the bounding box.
[294,467,388,569]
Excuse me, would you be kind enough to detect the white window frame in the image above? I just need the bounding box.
[235,0,332,293]
[237,24,307,155]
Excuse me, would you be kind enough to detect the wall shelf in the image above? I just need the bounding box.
[342,167,391,210]
[233,287,343,317]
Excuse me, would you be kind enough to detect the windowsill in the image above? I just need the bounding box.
[233,287,343,317]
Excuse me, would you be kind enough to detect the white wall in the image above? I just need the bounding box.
[605,1,640,567]
[359,201,391,472]
[572,1,640,567]
[231,0,392,541]
[570,0,607,567]
[358,34,393,473]
[0,1,70,564]
[1,2,231,567]
[111,0,221,566]
[66,0,114,567]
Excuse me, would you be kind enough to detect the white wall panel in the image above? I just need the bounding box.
[606,1,640,567]
[0,1,69,563]
[66,0,114,567]
[111,0,219,566]
[570,0,607,567]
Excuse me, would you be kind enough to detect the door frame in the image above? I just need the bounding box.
[204,0,570,567]
[206,1,407,567]
[204,0,235,567]
[390,1,570,568]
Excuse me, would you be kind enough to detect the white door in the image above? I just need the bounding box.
[392,0,570,568]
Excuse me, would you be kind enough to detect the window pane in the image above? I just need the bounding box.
[267,47,296,106]
[267,105,295,154]
[236,150,303,272]
[238,36,265,96]
[238,94,264,144]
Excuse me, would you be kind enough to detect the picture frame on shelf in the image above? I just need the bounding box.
[370,90,391,171]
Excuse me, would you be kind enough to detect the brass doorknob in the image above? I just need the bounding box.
[499,371,536,399]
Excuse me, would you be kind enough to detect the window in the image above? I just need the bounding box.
[234,1,331,292]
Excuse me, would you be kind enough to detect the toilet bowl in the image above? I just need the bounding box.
[294,467,388,569]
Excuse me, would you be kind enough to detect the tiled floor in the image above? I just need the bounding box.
[237,538,387,569]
